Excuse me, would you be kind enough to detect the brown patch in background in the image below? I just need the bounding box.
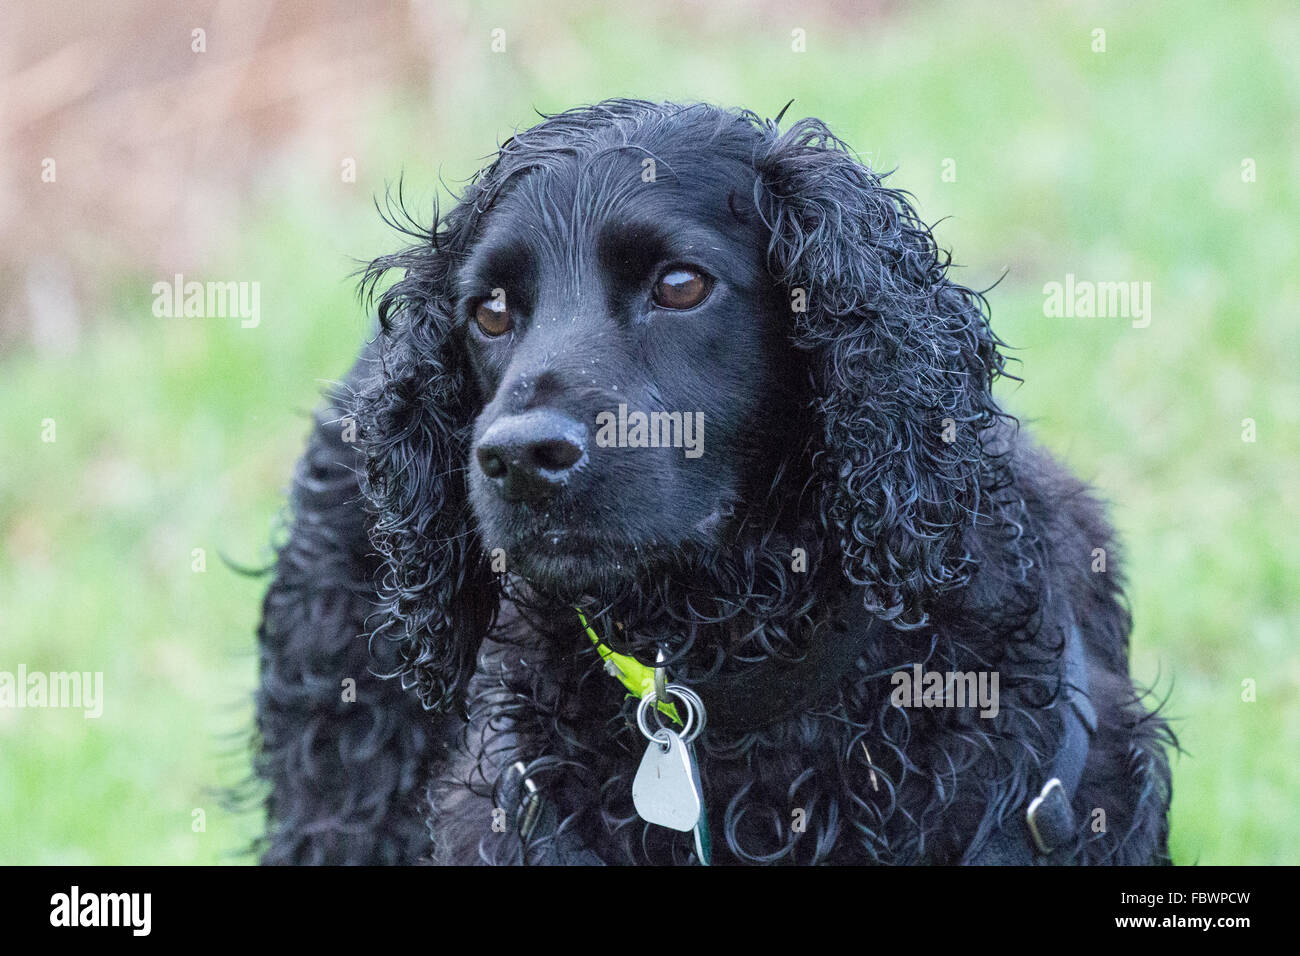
[0,0,884,354]
[0,0,446,353]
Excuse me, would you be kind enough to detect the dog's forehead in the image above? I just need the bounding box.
[480,143,759,245]
[462,159,766,297]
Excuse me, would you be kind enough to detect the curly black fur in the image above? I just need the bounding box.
[254,99,1174,865]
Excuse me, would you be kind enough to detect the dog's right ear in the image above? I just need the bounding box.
[352,190,499,714]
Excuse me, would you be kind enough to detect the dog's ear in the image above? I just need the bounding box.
[753,118,1010,627]
[352,191,498,713]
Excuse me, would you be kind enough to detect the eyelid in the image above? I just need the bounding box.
[467,289,510,318]
[657,262,712,282]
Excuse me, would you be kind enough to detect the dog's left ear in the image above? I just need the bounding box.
[753,117,1010,627]
[351,195,499,714]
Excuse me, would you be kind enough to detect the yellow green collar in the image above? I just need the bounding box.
[576,608,681,725]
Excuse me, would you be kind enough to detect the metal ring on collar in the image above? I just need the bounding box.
[636,684,706,745]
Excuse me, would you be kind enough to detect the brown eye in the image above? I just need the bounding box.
[652,267,712,310]
[474,296,512,337]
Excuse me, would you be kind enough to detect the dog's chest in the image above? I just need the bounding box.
[424,637,864,865]
[423,617,1001,865]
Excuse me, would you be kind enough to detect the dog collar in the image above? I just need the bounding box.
[578,597,884,732]
[692,599,883,731]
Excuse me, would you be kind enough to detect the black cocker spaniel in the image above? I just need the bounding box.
[254,99,1174,865]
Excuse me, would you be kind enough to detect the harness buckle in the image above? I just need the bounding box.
[502,760,544,841]
[1026,777,1073,855]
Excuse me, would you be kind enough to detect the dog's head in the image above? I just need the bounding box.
[356,100,1009,711]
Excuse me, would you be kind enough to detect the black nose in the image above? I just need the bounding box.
[475,410,587,502]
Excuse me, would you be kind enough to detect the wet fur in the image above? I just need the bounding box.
[254,100,1174,864]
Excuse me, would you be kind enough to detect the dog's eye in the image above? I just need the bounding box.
[474,296,512,337]
[652,267,713,310]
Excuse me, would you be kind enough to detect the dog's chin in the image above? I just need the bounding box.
[473,494,736,600]
[504,530,665,600]
[489,515,730,601]
[512,555,632,601]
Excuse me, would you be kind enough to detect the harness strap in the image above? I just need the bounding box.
[967,617,1095,864]
[496,760,605,866]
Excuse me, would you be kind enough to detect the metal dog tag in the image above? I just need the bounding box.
[633,730,702,832]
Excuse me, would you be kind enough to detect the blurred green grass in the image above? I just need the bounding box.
[2,0,1297,864]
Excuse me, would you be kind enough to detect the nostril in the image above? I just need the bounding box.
[477,447,507,479]
[530,438,583,472]
[475,410,587,501]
